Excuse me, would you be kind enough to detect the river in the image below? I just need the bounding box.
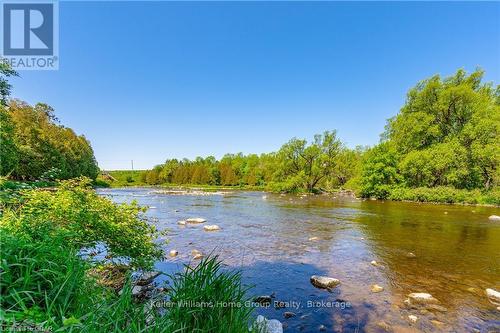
[98,187,500,332]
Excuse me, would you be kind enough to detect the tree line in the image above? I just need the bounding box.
[142,69,499,198]
[0,64,99,180]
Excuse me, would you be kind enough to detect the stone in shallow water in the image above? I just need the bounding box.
[310,275,340,289]
[488,215,500,221]
[253,296,272,305]
[406,252,417,258]
[407,292,439,304]
[283,312,296,319]
[169,250,178,257]
[136,271,160,286]
[408,315,418,323]
[371,284,384,293]
[186,217,206,223]
[177,220,186,225]
[486,288,500,305]
[308,237,320,241]
[370,260,379,266]
[252,315,283,333]
[203,225,220,231]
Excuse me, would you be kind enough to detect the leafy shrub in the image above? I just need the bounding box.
[1,177,162,268]
[388,186,499,205]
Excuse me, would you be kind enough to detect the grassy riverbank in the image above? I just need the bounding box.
[0,178,257,332]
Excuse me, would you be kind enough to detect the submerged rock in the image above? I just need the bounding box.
[177,220,186,225]
[283,312,296,319]
[371,284,384,293]
[488,215,500,221]
[486,288,500,305]
[310,275,340,289]
[427,304,447,313]
[203,225,220,231]
[407,292,439,304]
[136,271,160,286]
[370,260,379,266]
[408,315,418,323]
[318,324,327,331]
[254,295,272,305]
[252,315,283,333]
[186,217,206,223]
[169,250,178,257]
[406,252,417,259]
[309,237,320,241]
[191,249,204,260]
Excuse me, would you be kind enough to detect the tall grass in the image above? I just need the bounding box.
[165,256,255,333]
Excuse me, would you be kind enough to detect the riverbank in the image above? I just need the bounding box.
[0,178,259,332]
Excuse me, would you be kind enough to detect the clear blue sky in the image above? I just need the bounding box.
[11,1,500,170]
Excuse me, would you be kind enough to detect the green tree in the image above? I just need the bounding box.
[276,131,342,192]
[0,61,18,106]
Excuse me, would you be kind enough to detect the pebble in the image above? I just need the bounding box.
[408,315,418,323]
[169,250,178,257]
[371,284,384,293]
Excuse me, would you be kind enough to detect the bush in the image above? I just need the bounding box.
[1,177,162,268]
[388,186,499,205]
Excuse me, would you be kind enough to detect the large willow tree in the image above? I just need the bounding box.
[361,69,499,197]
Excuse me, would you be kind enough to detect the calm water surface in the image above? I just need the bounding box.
[98,188,500,333]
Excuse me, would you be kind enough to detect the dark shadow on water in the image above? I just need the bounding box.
[155,259,371,333]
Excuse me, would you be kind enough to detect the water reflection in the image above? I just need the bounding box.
[98,188,500,332]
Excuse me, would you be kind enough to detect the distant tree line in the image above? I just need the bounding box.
[143,69,499,197]
[0,63,99,180]
[142,132,365,193]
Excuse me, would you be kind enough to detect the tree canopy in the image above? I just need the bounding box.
[360,69,499,197]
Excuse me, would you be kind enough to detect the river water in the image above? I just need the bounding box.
[98,188,500,332]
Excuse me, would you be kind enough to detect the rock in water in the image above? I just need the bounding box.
[486,288,500,305]
[370,260,379,266]
[407,292,439,304]
[177,220,186,225]
[489,215,500,221]
[203,225,220,231]
[371,284,384,293]
[283,312,296,319]
[309,237,320,241]
[136,271,160,286]
[253,296,272,305]
[406,252,417,258]
[253,315,283,333]
[408,315,418,323]
[169,250,178,257]
[186,217,206,223]
[310,275,340,289]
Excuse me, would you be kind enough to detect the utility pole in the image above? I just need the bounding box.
[131,160,134,171]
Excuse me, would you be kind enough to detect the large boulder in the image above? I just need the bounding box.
[310,275,340,289]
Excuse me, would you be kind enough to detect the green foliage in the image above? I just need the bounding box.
[142,131,352,193]
[1,100,99,180]
[358,69,499,200]
[1,177,162,268]
[388,186,499,205]
[165,256,255,333]
[0,60,18,106]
